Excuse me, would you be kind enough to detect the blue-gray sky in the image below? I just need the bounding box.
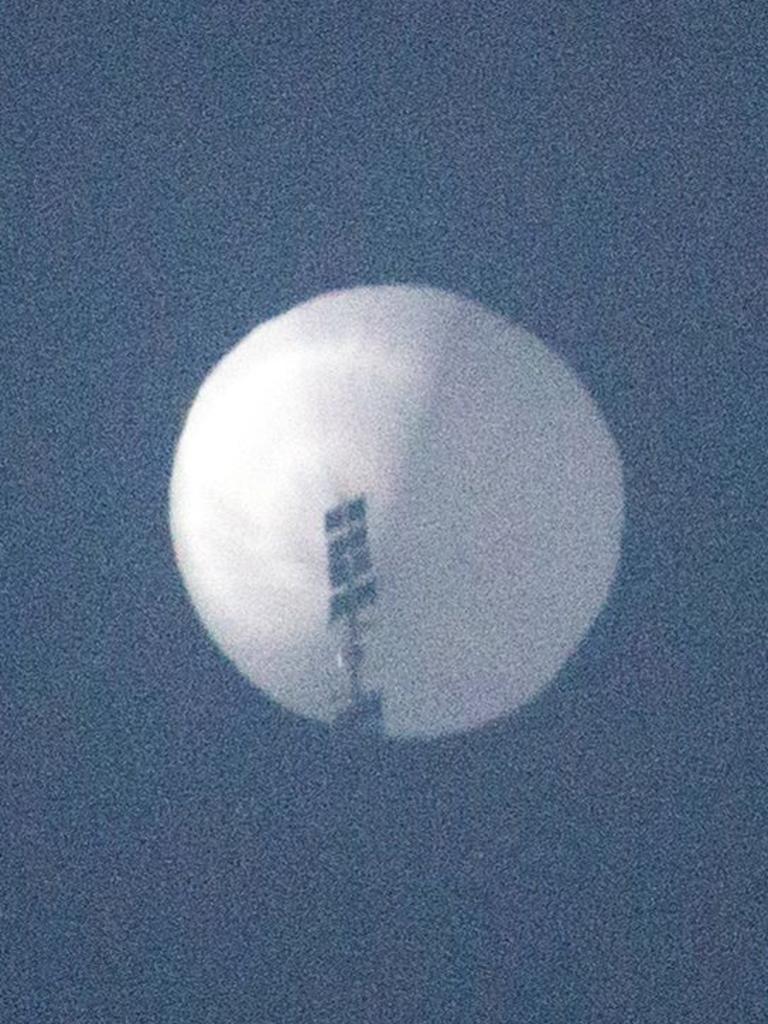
[3,2,766,1021]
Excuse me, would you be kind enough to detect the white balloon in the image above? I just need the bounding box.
[169,286,624,738]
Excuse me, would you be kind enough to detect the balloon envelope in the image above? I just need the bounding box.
[169,286,624,738]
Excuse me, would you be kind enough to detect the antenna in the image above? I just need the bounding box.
[324,494,383,736]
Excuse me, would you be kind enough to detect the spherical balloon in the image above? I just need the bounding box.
[169,286,624,738]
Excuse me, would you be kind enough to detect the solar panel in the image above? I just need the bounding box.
[351,549,372,577]
[354,579,377,609]
[328,535,348,562]
[328,526,367,560]
[347,524,368,549]
[325,496,368,534]
[325,505,345,533]
[328,555,349,588]
[330,592,351,622]
[347,496,367,521]
[326,495,376,623]
[324,495,383,732]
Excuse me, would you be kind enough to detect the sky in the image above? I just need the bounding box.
[3,2,766,1021]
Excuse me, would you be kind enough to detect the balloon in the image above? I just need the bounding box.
[169,286,624,738]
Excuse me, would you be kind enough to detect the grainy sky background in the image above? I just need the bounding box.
[3,2,766,1021]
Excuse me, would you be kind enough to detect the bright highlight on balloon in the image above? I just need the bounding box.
[169,285,624,739]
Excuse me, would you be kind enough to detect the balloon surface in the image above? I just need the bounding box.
[169,286,624,738]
